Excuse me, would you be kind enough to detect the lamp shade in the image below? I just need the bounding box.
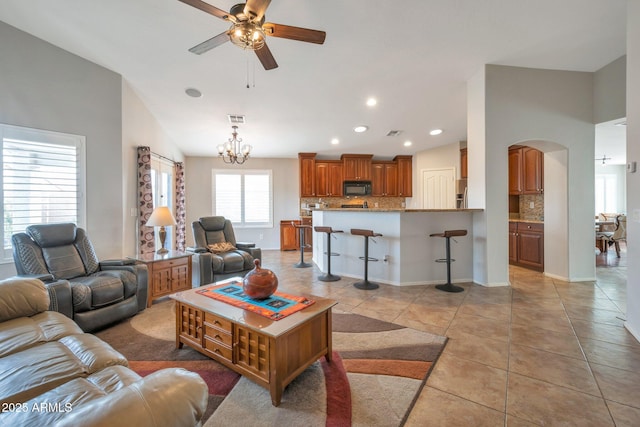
[145,206,177,227]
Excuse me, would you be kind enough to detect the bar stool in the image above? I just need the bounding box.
[429,229,467,293]
[351,228,383,290]
[293,222,312,268]
[314,226,343,282]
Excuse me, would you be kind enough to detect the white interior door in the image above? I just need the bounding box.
[422,168,456,209]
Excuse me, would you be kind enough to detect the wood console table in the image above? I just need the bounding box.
[129,251,192,307]
[170,278,336,406]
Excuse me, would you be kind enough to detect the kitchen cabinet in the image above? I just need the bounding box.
[315,160,343,197]
[460,148,468,179]
[509,221,544,271]
[394,155,413,197]
[341,154,372,181]
[280,219,312,251]
[509,146,543,195]
[299,153,316,197]
[522,147,544,194]
[371,161,398,196]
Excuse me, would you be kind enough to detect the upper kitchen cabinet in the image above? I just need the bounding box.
[394,155,413,197]
[460,148,468,179]
[522,147,544,194]
[315,160,343,197]
[371,161,398,196]
[299,153,316,197]
[341,154,373,181]
[509,146,543,195]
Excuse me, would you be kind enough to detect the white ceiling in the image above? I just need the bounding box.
[0,0,628,159]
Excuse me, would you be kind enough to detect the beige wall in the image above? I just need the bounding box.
[122,81,184,256]
[184,157,300,250]
[0,21,122,278]
[625,0,640,339]
[594,55,626,124]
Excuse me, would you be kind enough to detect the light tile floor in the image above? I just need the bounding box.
[261,247,639,426]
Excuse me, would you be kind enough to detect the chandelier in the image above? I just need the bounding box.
[217,125,251,164]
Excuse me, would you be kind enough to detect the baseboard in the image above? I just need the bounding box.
[624,322,640,343]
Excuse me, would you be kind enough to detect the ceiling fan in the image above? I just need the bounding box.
[178,0,326,70]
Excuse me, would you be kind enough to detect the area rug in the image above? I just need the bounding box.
[96,300,447,426]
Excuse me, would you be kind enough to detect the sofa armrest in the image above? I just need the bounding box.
[57,368,208,427]
[14,273,55,283]
[244,247,262,261]
[186,246,208,253]
[190,251,214,287]
[44,279,73,319]
[100,258,136,266]
[99,263,149,312]
[236,242,256,249]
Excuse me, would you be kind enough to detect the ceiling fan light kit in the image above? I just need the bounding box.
[179,0,326,70]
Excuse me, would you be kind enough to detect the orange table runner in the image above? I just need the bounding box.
[196,281,315,320]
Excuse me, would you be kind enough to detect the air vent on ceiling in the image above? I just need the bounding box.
[227,114,245,124]
[386,130,402,137]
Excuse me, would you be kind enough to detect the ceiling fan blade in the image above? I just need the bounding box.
[263,22,326,44]
[244,0,271,21]
[188,31,230,54]
[255,43,278,70]
[178,0,230,20]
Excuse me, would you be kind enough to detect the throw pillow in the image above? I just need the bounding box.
[208,242,237,253]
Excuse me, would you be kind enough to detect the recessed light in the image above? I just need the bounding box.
[331,138,340,145]
[429,129,443,136]
[354,125,369,133]
[403,141,412,147]
[185,88,202,98]
[366,97,377,107]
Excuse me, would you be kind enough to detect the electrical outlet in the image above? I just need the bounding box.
[529,201,534,208]
[259,234,264,240]
[130,208,137,217]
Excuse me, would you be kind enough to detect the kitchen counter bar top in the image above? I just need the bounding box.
[312,209,480,286]
[310,208,483,213]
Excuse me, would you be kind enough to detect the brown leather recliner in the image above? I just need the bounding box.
[188,216,262,286]
[11,223,148,332]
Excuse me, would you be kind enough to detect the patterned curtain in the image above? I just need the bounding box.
[138,146,155,255]
[175,162,186,252]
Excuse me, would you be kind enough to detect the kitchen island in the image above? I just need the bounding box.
[312,208,482,286]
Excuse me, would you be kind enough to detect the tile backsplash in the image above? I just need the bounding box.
[517,194,544,220]
[300,196,405,216]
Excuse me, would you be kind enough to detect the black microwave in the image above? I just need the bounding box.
[343,180,372,196]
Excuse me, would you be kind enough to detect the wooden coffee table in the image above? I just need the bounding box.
[170,278,336,406]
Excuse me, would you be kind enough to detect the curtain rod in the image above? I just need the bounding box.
[151,151,180,165]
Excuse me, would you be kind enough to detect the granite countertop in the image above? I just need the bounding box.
[311,208,483,212]
[509,218,544,224]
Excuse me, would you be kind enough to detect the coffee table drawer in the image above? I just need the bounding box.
[204,338,233,361]
[204,312,232,333]
[204,326,233,347]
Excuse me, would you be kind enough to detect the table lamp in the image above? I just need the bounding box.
[145,206,177,254]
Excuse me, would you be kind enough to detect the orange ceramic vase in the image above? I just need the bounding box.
[242,259,278,300]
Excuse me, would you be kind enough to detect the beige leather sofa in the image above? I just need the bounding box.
[0,277,208,427]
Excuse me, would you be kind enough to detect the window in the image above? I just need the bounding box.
[1,124,86,260]
[150,155,175,250]
[212,169,272,228]
[595,173,618,215]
